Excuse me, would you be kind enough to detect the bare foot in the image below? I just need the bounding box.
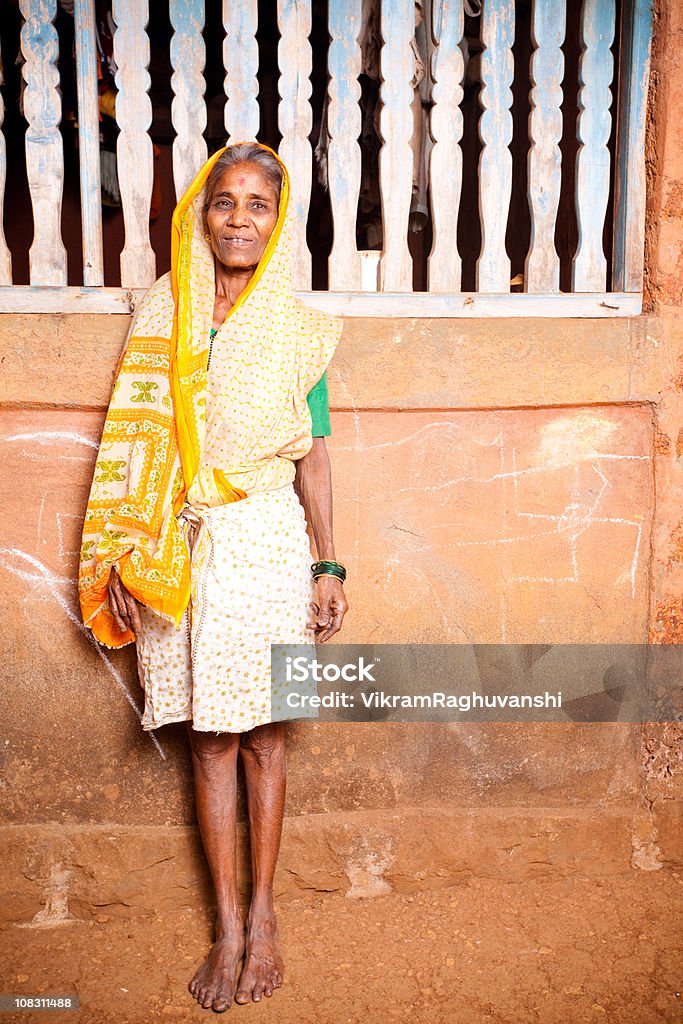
[189,921,245,1013]
[234,909,284,1003]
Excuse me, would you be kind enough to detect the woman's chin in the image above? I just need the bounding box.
[216,254,260,273]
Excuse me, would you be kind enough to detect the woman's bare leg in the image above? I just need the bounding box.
[186,724,245,1013]
[234,721,287,1002]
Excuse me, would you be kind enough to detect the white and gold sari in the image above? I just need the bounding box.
[79,142,343,732]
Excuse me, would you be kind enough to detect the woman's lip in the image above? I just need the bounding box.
[223,237,254,244]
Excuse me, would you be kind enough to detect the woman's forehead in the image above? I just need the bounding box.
[213,161,278,195]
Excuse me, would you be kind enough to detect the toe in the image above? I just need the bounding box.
[234,966,256,1006]
[252,982,266,1003]
[212,993,232,1013]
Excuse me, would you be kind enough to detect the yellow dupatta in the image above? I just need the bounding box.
[78,142,343,648]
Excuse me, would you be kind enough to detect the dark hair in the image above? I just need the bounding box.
[202,143,283,230]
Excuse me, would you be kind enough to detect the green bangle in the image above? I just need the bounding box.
[311,559,347,583]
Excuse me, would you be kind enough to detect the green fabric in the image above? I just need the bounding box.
[307,371,331,437]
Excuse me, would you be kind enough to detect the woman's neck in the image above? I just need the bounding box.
[214,260,255,308]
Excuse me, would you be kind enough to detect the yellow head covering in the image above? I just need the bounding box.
[78,142,342,648]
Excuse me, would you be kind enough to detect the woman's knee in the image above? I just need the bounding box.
[186,725,240,764]
[240,722,286,767]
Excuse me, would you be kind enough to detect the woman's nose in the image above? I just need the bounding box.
[228,204,249,225]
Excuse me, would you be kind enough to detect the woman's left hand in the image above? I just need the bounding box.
[307,576,348,642]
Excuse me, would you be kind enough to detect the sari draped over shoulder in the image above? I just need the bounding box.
[78,143,343,649]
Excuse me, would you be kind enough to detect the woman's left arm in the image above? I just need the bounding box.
[294,437,349,643]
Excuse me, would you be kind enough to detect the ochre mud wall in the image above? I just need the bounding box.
[638,0,683,873]
[1,0,682,928]
[1,307,680,923]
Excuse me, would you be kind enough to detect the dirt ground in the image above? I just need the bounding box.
[1,871,681,1024]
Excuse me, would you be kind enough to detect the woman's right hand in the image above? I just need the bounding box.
[108,570,142,634]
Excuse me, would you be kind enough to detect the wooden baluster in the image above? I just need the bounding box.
[378,0,414,291]
[428,0,465,292]
[223,0,259,141]
[170,0,207,201]
[20,0,67,285]
[0,47,12,284]
[74,0,103,286]
[112,0,156,287]
[327,0,362,291]
[525,0,565,293]
[573,0,615,292]
[613,0,653,293]
[359,249,380,291]
[278,0,313,289]
[477,0,515,293]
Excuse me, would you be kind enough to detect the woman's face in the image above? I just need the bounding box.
[205,161,280,272]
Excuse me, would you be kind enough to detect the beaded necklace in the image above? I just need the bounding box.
[206,326,218,371]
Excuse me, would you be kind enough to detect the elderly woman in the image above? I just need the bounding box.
[78,142,348,1012]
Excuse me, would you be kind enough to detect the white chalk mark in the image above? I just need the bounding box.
[511,444,519,503]
[2,431,99,449]
[570,464,585,578]
[389,439,645,605]
[0,548,166,759]
[390,455,649,498]
[36,493,47,548]
[333,420,499,455]
[630,524,642,599]
[9,452,91,465]
[448,532,573,548]
[333,413,649,462]
[56,512,83,562]
[594,453,650,461]
[505,458,643,596]
[511,576,578,584]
